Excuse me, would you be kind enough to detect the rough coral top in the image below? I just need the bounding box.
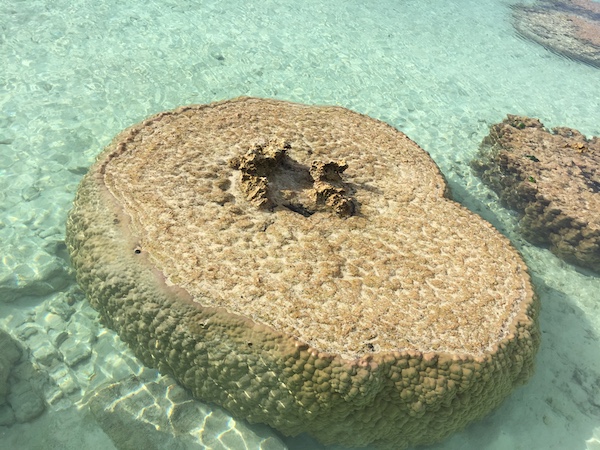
[99,97,531,359]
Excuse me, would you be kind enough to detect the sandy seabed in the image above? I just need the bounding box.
[1,0,599,449]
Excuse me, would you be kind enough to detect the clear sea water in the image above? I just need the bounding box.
[1,0,599,449]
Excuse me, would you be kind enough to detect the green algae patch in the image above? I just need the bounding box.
[66,97,539,449]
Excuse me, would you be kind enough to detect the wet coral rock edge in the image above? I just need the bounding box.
[473,114,600,273]
[66,97,540,449]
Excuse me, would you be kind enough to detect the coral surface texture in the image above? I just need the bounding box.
[473,114,600,273]
[66,97,540,449]
[513,0,600,68]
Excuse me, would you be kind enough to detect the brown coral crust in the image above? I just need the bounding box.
[513,0,600,68]
[473,114,600,272]
[67,97,539,449]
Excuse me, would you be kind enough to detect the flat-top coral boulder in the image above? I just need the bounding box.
[473,114,600,272]
[513,0,600,68]
[66,97,539,449]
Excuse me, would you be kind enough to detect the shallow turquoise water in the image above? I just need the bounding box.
[1,0,600,449]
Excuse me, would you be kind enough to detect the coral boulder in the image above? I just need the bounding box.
[473,114,600,272]
[67,97,539,449]
[513,0,600,68]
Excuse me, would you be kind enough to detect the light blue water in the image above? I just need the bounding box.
[1,0,599,449]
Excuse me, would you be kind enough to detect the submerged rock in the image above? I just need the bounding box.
[472,114,600,272]
[513,0,600,68]
[66,97,540,449]
[0,329,22,426]
[85,375,286,450]
[0,329,46,425]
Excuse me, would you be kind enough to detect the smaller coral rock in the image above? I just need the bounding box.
[473,114,600,272]
[513,0,600,68]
